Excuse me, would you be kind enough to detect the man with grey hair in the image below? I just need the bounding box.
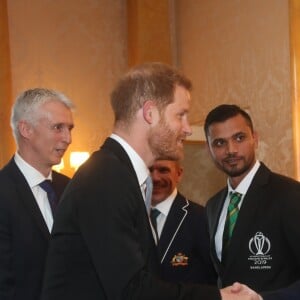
[0,88,74,300]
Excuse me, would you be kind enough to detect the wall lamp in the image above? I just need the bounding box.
[69,151,90,171]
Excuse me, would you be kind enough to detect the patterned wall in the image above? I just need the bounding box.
[175,0,294,204]
[5,1,295,195]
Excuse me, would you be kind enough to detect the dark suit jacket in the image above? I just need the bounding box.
[41,138,220,300]
[0,158,70,300]
[157,193,217,284]
[206,162,300,292]
[262,280,300,299]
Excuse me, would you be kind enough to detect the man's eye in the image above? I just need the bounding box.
[236,134,245,142]
[52,124,63,131]
[213,140,225,147]
[177,111,187,119]
[159,168,170,174]
[161,170,169,174]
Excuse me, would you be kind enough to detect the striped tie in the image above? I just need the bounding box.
[222,192,242,263]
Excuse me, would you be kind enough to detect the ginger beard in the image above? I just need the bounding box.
[148,117,185,161]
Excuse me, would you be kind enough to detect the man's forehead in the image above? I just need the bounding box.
[153,160,176,169]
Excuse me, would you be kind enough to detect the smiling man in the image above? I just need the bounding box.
[0,88,74,300]
[149,159,217,284]
[204,104,300,295]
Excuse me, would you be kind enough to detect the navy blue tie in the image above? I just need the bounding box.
[39,180,58,215]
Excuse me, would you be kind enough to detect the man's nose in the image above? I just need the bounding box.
[183,119,192,137]
[226,140,237,154]
[150,170,161,182]
[62,127,72,144]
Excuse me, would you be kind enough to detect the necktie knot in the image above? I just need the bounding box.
[229,192,242,207]
[150,208,160,220]
[39,180,58,215]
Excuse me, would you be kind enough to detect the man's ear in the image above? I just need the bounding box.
[177,166,184,183]
[142,100,156,124]
[18,120,33,139]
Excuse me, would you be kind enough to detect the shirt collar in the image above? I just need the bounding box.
[110,134,149,186]
[14,152,52,188]
[153,188,177,216]
[227,160,260,195]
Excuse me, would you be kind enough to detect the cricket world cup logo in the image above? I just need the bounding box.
[249,232,271,255]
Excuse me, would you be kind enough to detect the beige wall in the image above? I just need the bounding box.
[6,0,127,176]
[127,0,173,66]
[176,0,294,204]
[0,0,14,165]
[3,1,296,202]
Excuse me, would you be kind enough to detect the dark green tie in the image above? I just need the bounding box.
[222,192,242,263]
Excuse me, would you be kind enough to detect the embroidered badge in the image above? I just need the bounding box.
[248,232,272,270]
[171,253,189,267]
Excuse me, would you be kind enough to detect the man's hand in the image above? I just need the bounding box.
[221,282,263,300]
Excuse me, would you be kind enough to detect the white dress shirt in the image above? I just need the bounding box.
[14,152,54,232]
[152,188,177,238]
[110,134,150,200]
[215,160,261,261]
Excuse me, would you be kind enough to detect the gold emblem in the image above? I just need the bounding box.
[171,252,189,267]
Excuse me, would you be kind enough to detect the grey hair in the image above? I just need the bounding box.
[10,88,75,142]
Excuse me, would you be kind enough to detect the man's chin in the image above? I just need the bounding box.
[52,158,63,167]
[224,167,248,178]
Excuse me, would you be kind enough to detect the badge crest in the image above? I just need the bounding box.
[171,253,189,267]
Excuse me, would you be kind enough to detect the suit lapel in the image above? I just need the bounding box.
[102,138,151,215]
[101,138,158,261]
[158,193,188,263]
[8,159,50,239]
[223,164,270,269]
[101,138,137,174]
[209,189,228,272]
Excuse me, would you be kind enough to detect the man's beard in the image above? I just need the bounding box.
[217,155,254,178]
[148,119,184,161]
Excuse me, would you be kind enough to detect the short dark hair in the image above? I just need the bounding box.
[110,62,192,126]
[204,104,254,139]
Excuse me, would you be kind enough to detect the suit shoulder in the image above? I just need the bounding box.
[207,188,226,204]
[256,162,299,187]
[269,171,300,187]
[0,160,19,186]
[187,199,205,211]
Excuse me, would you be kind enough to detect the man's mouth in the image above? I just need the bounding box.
[224,157,241,165]
[55,149,66,156]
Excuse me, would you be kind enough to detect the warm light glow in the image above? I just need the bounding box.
[52,159,64,173]
[70,152,90,170]
[290,1,300,180]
